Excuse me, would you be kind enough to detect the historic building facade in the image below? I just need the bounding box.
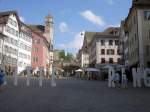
[79,27,121,69]
[0,11,54,76]
[120,0,150,68]
[18,22,32,73]
[88,33,121,68]
[0,11,20,74]
[29,14,54,76]
[77,49,89,68]
[31,31,49,76]
[0,11,33,74]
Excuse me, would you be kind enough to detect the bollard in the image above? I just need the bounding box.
[108,67,115,88]
[132,68,137,87]
[13,68,18,86]
[26,67,31,86]
[39,67,43,87]
[121,67,125,87]
[51,65,56,87]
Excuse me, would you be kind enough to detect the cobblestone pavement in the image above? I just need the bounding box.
[0,76,150,112]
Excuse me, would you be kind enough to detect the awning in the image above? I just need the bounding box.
[84,68,100,72]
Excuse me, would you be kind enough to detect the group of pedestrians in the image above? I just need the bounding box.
[112,72,128,88]
[0,69,6,92]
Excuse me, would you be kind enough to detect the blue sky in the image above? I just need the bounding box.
[0,0,132,55]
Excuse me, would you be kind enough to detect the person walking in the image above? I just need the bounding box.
[0,69,6,92]
[115,73,120,88]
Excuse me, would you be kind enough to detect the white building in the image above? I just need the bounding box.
[77,49,89,68]
[17,22,32,74]
[89,33,121,68]
[119,21,129,66]
[0,33,4,65]
[0,11,20,74]
[80,28,121,69]
[0,11,33,74]
[119,0,150,68]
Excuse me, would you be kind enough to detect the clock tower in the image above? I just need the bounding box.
[44,14,53,46]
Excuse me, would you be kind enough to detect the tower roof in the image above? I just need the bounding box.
[46,13,53,19]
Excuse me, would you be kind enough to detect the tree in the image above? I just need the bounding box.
[59,50,65,60]
[66,53,73,61]
[59,51,73,61]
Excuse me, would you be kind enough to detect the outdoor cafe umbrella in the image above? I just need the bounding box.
[75,69,83,72]
[104,65,113,69]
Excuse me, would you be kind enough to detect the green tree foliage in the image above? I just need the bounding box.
[59,50,66,60]
[59,51,73,61]
[66,53,73,61]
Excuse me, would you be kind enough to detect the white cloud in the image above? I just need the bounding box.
[19,16,25,22]
[68,32,84,50]
[56,31,84,52]
[59,22,69,33]
[80,10,105,26]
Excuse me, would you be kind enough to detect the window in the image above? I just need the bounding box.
[117,58,121,63]
[144,11,150,20]
[117,49,119,55]
[101,58,105,63]
[109,58,113,63]
[5,25,18,36]
[101,49,105,55]
[8,18,17,27]
[110,49,114,55]
[33,57,38,62]
[107,49,114,55]
[33,48,39,52]
[146,45,150,56]
[107,49,110,55]
[109,40,113,46]
[16,31,19,36]
[115,40,119,45]
[101,40,105,46]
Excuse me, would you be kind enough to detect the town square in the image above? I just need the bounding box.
[0,0,150,112]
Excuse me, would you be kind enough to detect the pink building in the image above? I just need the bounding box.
[31,31,50,75]
[29,14,53,76]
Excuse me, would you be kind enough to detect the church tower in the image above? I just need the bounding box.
[44,14,53,47]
